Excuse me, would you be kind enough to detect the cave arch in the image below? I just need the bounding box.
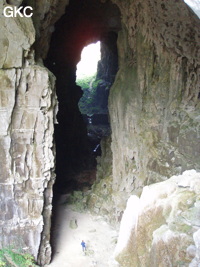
[45,0,121,194]
[43,1,121,261]
[0,0,200,265]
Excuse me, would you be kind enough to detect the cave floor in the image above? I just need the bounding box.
[45,194,119,267]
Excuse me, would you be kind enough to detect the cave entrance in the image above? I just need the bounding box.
[76,41,101,119]
[76,41,112,163]
[44,0,121,262]
[45,0,121,196]
[76,41,102,158]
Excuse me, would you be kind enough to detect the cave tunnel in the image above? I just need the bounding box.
[45,0,121,196]
[1,0,200,265]
[44,0,121,258]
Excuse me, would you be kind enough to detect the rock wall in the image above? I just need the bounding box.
[25,0,70,59]
[89,0,200,228]
[114,170,200,267]
[0,0,200,265]
[0,1,59,265]
[108,0,200,208]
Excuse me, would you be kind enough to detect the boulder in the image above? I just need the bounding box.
[115,170,200,267]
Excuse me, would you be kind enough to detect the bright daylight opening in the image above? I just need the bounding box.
[76,41,101,80]
[76,41,103,116]
[184,0,200,18]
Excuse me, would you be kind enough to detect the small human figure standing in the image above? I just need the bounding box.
[81,240,86,252]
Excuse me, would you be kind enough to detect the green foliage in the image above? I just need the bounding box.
[92,79,102,89]
[0,248,38,267]
[76,73,97,89]
[76,73,104,115]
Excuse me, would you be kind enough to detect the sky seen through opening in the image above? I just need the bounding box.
[76,41,101,80]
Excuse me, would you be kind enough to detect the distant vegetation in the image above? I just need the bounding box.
[0,248,38,267]
[76,73,96,90]
[76,73,103,115]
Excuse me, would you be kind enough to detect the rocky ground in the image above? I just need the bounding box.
[45,195,119,267]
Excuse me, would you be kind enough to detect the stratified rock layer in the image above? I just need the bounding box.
[0,1,57,265]
[0,0,200,266]
[108,0,200,211]
[88,0,200,228]
[114,170,200,267]
[0,65,56,263]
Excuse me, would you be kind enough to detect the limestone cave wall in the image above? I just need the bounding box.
[0,0,121,265]
[0,0,200,266]
[89,0,200,228]
[0,0,63,265]
[107,0,200,211]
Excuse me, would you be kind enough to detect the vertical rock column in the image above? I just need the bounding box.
[0,2,57,265]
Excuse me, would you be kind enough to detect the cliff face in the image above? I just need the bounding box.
[108,0,200,207]
[89,0,200,226]
[0,0,200,266]
[0,1,60,265]
[106,1,200,264]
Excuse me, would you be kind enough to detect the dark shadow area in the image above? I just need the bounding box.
[44,0,121,259]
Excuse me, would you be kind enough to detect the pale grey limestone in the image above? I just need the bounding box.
[0,0,200,266]
[0,2,57,264]
[114,170,200,267]
[0,11,35,68]
[109,0,200,203]
[0,65,57,264]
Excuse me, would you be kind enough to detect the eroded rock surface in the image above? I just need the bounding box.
[0,1,57,265]
[0,11,35,68]
[114,170,200,267]
[87,0,200,228]
[0,0,200,266]
[0,65,57,264]
[108,0,200,214]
